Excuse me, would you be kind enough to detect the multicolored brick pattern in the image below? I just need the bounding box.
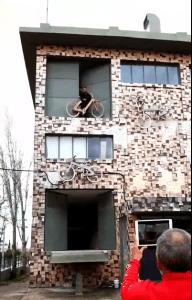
[30,45,191,287]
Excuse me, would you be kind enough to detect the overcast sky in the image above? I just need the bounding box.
[0,0,191,249]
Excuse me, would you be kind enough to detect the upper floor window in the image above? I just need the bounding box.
[45,58,112,119]
[121,62,180,85]
[46,135,113,160]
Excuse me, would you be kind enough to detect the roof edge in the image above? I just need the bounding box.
[19,23,191,43]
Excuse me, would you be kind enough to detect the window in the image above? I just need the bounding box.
[121,63,180,85]
[45,59,112,118]
[46,136,113,160]
[45,190,116,251]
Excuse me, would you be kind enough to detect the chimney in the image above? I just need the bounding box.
[144,14,161,33]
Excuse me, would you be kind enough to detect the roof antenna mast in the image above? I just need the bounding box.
[46,0,49,23]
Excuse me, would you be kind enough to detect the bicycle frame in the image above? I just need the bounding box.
[68,161,95,176]
[73,98,95,114]
[143,108,167,120]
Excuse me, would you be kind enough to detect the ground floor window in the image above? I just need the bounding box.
[44,190,116,252]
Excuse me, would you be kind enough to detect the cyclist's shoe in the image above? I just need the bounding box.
[82,108,86,116]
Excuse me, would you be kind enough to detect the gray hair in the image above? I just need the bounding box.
[157,228,191,273]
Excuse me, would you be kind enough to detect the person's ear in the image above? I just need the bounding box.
[156,255,162,271]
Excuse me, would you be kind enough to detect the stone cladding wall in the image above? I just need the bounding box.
[30,45,191,288]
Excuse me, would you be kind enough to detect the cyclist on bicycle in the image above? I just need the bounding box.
[79,87,92,117]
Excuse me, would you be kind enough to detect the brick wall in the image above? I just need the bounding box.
[30,45,191,287]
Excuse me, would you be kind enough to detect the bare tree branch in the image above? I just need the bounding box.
[0,111,32,276]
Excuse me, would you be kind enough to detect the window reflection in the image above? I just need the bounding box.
[121,63,180,85]
[156,66,168,84]
[132,65,144,84]
[144,66,156,84]
[46,136,113,160]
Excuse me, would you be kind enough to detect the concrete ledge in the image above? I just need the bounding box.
[50,250,109,264]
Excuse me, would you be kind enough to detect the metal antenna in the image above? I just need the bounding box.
[46,0,49,23]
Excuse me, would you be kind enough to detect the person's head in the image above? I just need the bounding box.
[82,87,88,94]
[156,228,191,274]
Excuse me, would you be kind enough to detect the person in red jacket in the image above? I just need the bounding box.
[121,228,191,300]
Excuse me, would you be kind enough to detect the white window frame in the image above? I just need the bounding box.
[135,219,173,247]
[46,135,113,160]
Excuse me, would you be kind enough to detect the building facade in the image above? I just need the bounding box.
[20,20,191,288]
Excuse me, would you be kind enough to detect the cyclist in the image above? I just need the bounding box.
[79,87,93,117]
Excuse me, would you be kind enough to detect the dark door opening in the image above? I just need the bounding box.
[140,247,162,281]
[68,203,98,250]
[173,219,191,235]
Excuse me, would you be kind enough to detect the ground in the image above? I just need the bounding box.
[0,281,121,300]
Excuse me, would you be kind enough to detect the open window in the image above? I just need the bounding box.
[45,190,116,252]
[45,58,111,118]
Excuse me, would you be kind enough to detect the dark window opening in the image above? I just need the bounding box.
[68,203,98,250]
[45,190,116,252]
[45,58,111,118]
[121,62,180,85]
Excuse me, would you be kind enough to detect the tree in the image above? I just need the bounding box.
[17,160,32,274]
[0,175,6,206]
[0,113,32,276]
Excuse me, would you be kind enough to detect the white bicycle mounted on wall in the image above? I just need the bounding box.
[129,92,173,128]
[59,156,103,183]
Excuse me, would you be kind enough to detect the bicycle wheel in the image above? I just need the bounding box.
[87,167,103,183]
[59,166,75,182]
[137,113,151,129]
[162,106,173,120]
[66,102,80,117]
[91,102,104,118]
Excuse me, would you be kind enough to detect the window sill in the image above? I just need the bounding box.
[49,250,109,264]
[45,158,114,164]
[44,116,112,122]
[120,83,182,89]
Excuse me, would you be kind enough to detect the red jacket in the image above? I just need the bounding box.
[121,259,191,300]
